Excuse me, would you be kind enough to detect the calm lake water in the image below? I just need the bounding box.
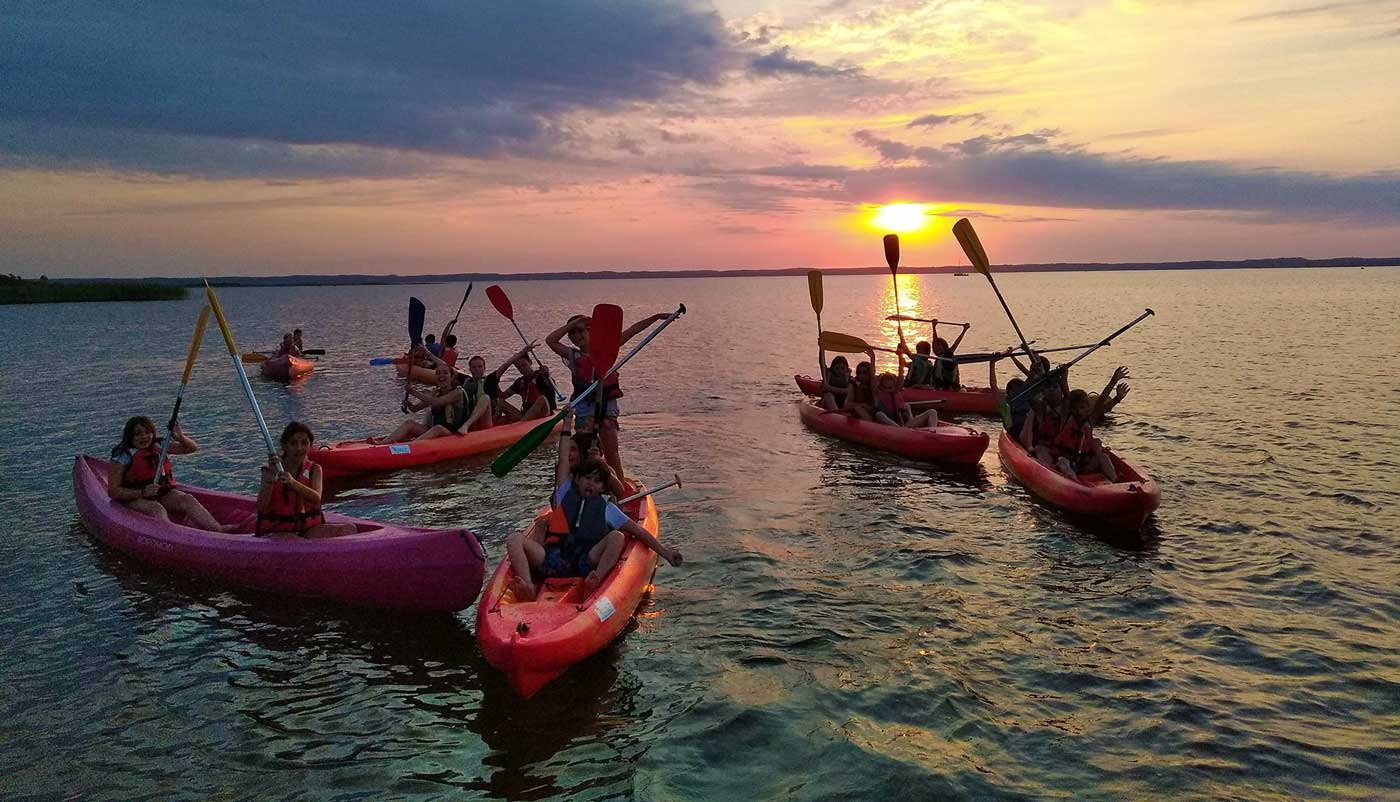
[2,268,1398,801]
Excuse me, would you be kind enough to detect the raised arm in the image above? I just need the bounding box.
[546,322,573,360]
[554,408,576,488]
[621,312,669,344]
[492,341,536,378]
[1092,366,1130,422]
[407,384,464,409]
[949,323,970,353]
[620,518,682,566]
[1008,353,1032,377]
[165,423,198,455]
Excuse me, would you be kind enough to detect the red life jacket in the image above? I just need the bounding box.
[874,388,904,419]
[121,444,174,489]
[256,462,325,535]
[1053,415,1093,458]
[1034,409,1062,445]
[570,350,623,401]
[849,380,874,406]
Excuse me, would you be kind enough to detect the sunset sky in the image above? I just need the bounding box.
[4,1,1398,277]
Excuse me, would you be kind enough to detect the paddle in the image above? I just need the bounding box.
[886,314,971,329]
[808,270,824,375]
[440,282,473,342]
[491,304,686,477]
[1008,309,1155,405]
[952,218,1037,360]
[587,303,624,428]
[883,234,905,345]
[819,331,895,355]
[401,297,427,413]
[617,474,683,505]
[155,305,212,483]
[484,284,565,402]
[203,281,281,470]
[241,349,323,363]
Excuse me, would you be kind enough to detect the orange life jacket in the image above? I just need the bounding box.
[120,444,174,489]
[256,462,325,535]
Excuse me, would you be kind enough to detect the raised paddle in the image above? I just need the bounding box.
[587,303,624,428]
[401,297,427,413]
[484,284,565,402]
[491,304,687,478]
[808,270,824,375]
[886,314,972,329]
[883,234,905,345]
[1008,309,1155,405]
[819,330,896,355]
[155,305,212,482]
[952,218,1037,361]
[203,282,281,471]
[440,282,473,342]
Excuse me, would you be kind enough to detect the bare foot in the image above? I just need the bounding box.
[580,570,602,597]
[218,523,242,534]
[509,576,537,602]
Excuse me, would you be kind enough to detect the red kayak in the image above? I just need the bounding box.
[795,374,999,416]
[477,486,661,698]
[309,416,558,478]
[72,455,485,611]
[260,354,315,380]
[392,355,466,385]
[997,430,1160,531]
[797,400,989,464]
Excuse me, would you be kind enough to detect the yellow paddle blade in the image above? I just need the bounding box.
[952,218,990,277]
[807,270,823,316]
[819,331,874,353]
[203,280,240,356]
[240,353,269,363]
[181,306,211,383]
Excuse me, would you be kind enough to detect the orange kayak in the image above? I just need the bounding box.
[260,354,315,380]
[997,430,1160,531]
[477,486,661,698]
[393,355,465,384]
[308,416,558,478]
[795,374,1000,416]
[797,401,988,464]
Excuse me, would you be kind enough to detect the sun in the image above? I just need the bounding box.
[870,203,932,233]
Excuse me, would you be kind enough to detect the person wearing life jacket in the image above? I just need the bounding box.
[547,310,671,481]
[901,341,937,388]
[1052,389,1117,482]
[292,328,305,354]
[819,354,852,411]
[275,332,301,358]
[1023,384,1066,467]
[843,354,878,421]
[256,422,356,538]
[107,416,237,532]
[423,333,442,359]
[871,372,941,428]
[989,350,1031,436]
[498,352,556,423]
[369,357,469,443]
[440,334,459,368]
[505,409,681,602]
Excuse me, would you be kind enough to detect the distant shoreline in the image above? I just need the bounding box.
[0,276,187,304]
[40,257,1399,288]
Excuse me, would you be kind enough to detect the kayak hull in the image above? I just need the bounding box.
[795,374,1000,416]
[476,488,660,698]
[393,356,465,385]
[797,400,989,464]
[308,416,559,478]
[260,354,315,380]
[72,456,485,611]
[997,430,1160,531]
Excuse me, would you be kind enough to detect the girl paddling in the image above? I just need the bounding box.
[257,422,356,538]
[370,359,468,443]
[107,417,236,532]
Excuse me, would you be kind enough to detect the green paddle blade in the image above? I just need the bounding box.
[490,408,566,477]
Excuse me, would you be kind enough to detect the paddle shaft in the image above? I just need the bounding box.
[504,312,565,402]
[203,282,281,467]
[156,305,212,477]
[1008,309,1154,405]
[808,270,824,377]
[441,283,473,341]
[567,305,685,412]
[617,474,682,505]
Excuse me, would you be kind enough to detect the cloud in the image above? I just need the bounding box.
[1234,0,1392,24]
[907,113,986,128]
[748,46,861,78]
[852,130,916,162]
[0,1,734,173]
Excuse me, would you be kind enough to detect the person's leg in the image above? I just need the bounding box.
[523,396,551,420]
[506,529,548,601]
[127,498,170,522]
[161,489,237,532]
[303,522,359,538]
[412,424,455,441]
[910,409,939,428]
[1032,445,1056,467]
[1094,443,1117,482]
[600,416,623,481]
[369,418,425,444]
[583,530,627,594]
[874,411,898,426]
[465,396,493,431]
[1055,455,1079,480]
[498,399,524,422]
[851,404,874,421]
[820,392,838,411]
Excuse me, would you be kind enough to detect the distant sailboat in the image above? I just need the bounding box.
[953,272,969,277]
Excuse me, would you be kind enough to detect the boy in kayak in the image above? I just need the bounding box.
[275,332,302,358]
[256,422,357,538]
[900,341,936,388]
[108,416,237,532]
[547,310,671,481]
[872,372,940,428]
[506,409,681,602]
[292,328,305,353]
[497,354,556,423]
[441,334,459,368]
[370,359,469,443]
[1052,389,1117,481]
[423,333,442,358]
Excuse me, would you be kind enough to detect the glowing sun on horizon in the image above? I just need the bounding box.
[870,203,932,233]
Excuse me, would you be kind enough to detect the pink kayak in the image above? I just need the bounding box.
[795,374,1000,416]
[797,401,989,464]
[997,431,1160,531]
[72,455,485,611]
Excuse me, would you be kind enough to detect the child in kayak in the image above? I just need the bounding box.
[547,310,671,481]
[497,354,556,423]
[872,372,940,428]
[423,333,442,358]
[292,328,305,353]
[370,360,469,443]
[1090,366,1131,423]
[107,416,237,532]
[1052,389,1117,481]
[1024,384,1066,466]
[818,355,852,411]
[256,422,357,539]
[275,332,301,358]
[441,334,459,368]
[901,341,936,388]
[845,356,877,420]
[506,409,681,602]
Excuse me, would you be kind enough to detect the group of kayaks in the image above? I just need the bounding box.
[793,375,1160,532]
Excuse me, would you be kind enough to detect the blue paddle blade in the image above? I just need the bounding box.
[408,297,426,346]
[369,357,395,365]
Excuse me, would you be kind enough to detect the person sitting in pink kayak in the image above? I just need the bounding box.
[256,422,357,539]
[1052,389,1117,481]
[108,416,237,532]
[506,409,680,602]
[369,358,469,443]
[817,354,852,411]
[275,332,302,358]
[871,372,941,428]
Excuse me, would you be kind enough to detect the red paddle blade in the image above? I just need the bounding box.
[589,303,624,376]
[883,234,900,272]
[485,285,513,319]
